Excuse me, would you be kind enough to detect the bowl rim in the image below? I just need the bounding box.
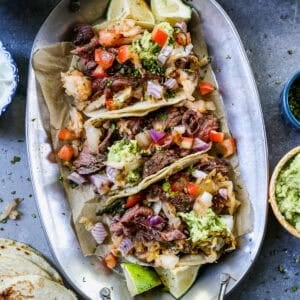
[269,146,300,238]
[281,70,300,128]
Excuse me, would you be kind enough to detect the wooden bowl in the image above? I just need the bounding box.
[269,146,300,238]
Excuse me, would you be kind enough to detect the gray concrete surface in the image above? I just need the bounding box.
[0,0,299,299]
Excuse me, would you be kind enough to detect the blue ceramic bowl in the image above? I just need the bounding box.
[0,41,19,116]
[280,70,300,129]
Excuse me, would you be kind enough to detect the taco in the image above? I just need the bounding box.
[59,18,202,117]
[54,98,242,208]
[77,154,240,298]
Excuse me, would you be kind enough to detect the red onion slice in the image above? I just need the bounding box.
[192,138,210,151]
[148,215,164,227]
[218,188,228,199]
[147,81,163,98]
[149,129,166,143]
[158,45,173,65]
[118,237,134,256]
[90,222,108,245]
[164,78,178,90]
[192,169,207,180]
[106,166,118,182]
[89,174,112,194]
[175,21,187,33]
[67,172,87,185]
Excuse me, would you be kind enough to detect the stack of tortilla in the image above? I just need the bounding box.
[0,238,76,299]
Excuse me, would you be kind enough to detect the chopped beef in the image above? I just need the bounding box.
[85,60,97,72]
[168,192,194,212]
[92,78,109,94]
[182,109,201,136]
[196,158,229,175]
[165,107,183,128]
[73,24,95,46]
[98,127,114,152]
[116,118,143,139]
[111,205,153,233]
[132,86,143,100]
[212,193,227,214]
[160,229,186,241]
[71,36,99,59]
[73,146,105,175]
[111,78,133,92]
[143,150,179,178]
[198,114,219,142]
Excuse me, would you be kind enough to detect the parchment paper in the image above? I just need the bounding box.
[32,17,252,256]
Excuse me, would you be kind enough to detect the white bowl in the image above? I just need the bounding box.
[0,41,18,116]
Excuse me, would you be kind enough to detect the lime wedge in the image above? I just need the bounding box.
[107,0,155,28]
[121,263,161,297]
[155,265,200,299]
[151,0,192,25]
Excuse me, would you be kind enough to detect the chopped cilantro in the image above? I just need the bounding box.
[162,182,171,192]
[164,89,176,99]
[291,286,298,292]
[10,156,21,164]
[0,198,3,203]
[1,219,7,224]
[142,57,165,75]
[287,49,294,55]
[278,265,285,273]
[69,181,78,189]
[11,191,16,195]
[31,213,37,219]
[157,112,168,121]
[295,257,300,263]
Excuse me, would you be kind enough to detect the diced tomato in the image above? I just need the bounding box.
[94,49,115,70]
[198,81,215,96]
[117,45,132,64]
[105,99,117,111]
[99,30,122,47]
[57,144,74,161]
[125,194,142,208]
[152,26,168,47]
[91,65,108,78]
[171,183,183,192]
[172,131,183,146]
[209,130,225,143]
[180,137,194,149]
[103,252,118,269]
[58,128,76,141]
[155,134,173,146]
[187,182,201,197]
[219,138,236,158]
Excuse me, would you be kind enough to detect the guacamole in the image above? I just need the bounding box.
[178,209,227,243]
[275,153,300,232]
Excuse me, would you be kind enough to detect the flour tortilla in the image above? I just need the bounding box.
[0,275,76,300]
[0,254,52,279]
[0,238,63,284]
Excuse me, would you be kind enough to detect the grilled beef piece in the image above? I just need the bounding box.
[183,109,201,136]
[160,229,186,241]
[165,107,183,128]
[73,146,105,175]
[116,118,144,139]
[196,158,229,175]
[92,78,109,94]
[168,192,194,212]
[85,60,98,73]
[212,193,227,214]
[98,127,114,152]
[71,36,99,59]
[73,24,95,46]
[198,114,219,142]
[111,205,154,235]
[143,150,179,178]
